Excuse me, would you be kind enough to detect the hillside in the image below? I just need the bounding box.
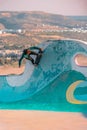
[0,11,86,30]
[68,16,87,22]
[0,11,87,49]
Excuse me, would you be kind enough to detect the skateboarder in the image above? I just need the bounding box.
[19,46,43,67]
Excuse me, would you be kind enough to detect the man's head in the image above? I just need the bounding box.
[23,49,31,54]
[23,49,28,54]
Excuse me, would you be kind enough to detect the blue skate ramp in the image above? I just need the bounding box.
[0,40,87,112]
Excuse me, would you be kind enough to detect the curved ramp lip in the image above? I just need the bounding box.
[65,38,87,45]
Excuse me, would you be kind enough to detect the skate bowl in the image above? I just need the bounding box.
[0,39,87,112]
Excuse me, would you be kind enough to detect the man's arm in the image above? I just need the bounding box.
[19,53,24,67]
[29,46,42,52]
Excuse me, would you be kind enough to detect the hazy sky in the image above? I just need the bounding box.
[0,0,87,15]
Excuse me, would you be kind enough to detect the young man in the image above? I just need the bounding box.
[19,46,43,67]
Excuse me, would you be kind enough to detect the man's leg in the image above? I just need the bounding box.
[26,56,35,64]
[30,50,43,66]
[30,52,39,65]
[29,56,38,66]
[30,56,35,64]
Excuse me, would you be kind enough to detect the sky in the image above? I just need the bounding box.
[0,0,87,16]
